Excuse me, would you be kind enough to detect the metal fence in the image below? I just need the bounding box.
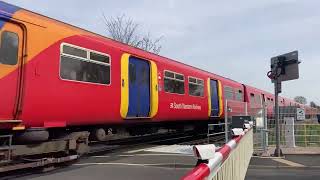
[253,105,320,155]
[208,99,320,155]
[250,106,267,154]
[222,100,268,154]
[224,100,248,141]
[207,123,228,144]
[267,120,320,147]
[208,100,249,144]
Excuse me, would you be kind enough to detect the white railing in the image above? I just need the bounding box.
[182,126,253,180]
[213,129,253,180]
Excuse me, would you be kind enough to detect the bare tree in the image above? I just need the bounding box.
[139,32,162,54]
[103,14,163,54]
[294,96,307,105]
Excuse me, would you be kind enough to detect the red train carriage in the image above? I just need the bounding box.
[242,85,263,116]
[0,1,312,143]
[0,1,226,141]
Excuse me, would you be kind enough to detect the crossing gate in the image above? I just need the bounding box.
[182,124,253,180]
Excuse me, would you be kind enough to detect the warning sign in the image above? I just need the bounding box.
[296,108,305,121]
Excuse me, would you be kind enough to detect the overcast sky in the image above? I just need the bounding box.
[5,0,320,104]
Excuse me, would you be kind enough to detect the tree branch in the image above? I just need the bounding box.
[103,14,163,54]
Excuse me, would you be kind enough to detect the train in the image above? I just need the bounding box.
[0,1,317,144]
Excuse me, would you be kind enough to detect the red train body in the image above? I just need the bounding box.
[0,2,317,140]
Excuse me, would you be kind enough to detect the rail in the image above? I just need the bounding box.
[181,125,253,180]
[207,123,230,144]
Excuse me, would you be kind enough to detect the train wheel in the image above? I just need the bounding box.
[91,128,107,141]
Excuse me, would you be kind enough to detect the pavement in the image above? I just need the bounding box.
[10,145,197,180]
[246,155,320,180]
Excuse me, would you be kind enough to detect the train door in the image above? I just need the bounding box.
[127,57,150,117]
[0,20,24,119]
[210,80,220,117]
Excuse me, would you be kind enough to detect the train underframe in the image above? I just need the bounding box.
[0,118,223,172]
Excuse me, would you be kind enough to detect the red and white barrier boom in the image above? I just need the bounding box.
[181,123,253,180]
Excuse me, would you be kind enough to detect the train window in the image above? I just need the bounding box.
[60,43,111,85]
[224,86,233,100]
[164,71,174,78]
[164,70,185,94]
[189,77,197,83]
[175,74,184,81]
[0,31,19,65]
[256,95,262,107]
[141,66,148,84]
[62,45,87,59]
[235,89,243,101]
[188,77,204,97]
[90,52,110,64]
[197,79,204,85]
[129,63,136,83]
[60,56,110,84]
[250,93,255,107]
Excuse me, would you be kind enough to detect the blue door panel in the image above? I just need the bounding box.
[127,62,137,116]
[210,80,220,116]
[127,57,150,117]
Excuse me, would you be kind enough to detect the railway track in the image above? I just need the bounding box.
[89,130,206,154]
[178,134,225,146]
[0,130,224,179]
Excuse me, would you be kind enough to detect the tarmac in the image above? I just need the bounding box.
[11,145,198,180]
[7,144,320,180]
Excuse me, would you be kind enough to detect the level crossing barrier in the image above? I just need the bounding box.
[181,123,253,180]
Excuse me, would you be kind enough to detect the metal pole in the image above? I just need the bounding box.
[261,102,265,151]
[245,102,248,116]
[264,103,268,149]
[207,124,209,144]
[225,100,228,143]
[274,80,281,157]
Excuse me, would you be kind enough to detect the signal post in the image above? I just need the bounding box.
[268,51,300,157]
